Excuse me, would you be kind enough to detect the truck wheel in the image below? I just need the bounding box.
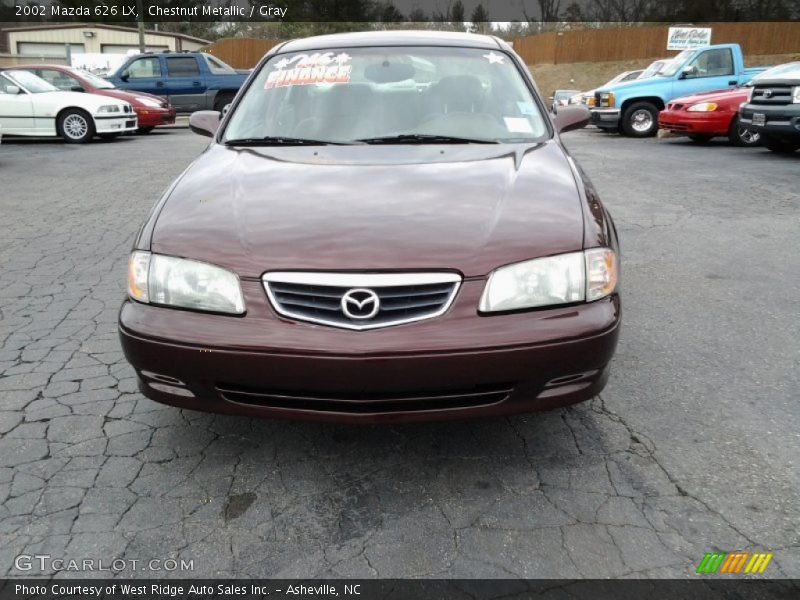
[761,135,800,154]
[728,116,760,147]
[57,109,94,144]
[621,102,659,137]
[688,134,713,144]
[213,93,234,113]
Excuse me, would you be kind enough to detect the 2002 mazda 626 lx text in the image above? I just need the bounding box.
[119,31,621,424]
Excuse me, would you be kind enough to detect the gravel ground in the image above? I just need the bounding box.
[0,128,797,579]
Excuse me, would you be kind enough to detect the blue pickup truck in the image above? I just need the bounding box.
[106,52,248,113]
[591,43,768,137]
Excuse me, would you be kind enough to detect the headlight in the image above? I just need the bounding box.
[479,248,618,313]
[687,102,718,112]
[793,86,800,103]
[97,105,121,113]
[586,96,596,108]
[599,92,614,107]
[136,97,161,108]
[127,251,245,315]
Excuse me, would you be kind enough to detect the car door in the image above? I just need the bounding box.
[123,56,166,97]
[0,73,35,134]
[673,47,738,97]
[163,56,206,112]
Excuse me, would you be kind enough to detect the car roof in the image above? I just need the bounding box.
[277,30,503,54]
[5,64,71,71]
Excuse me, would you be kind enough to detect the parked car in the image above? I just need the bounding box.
[105,51,248,113]
[0,69,136,143]
[657,86,760,146]
[740,61,800,154]
[118,31,620,424]
[16,64,175,134]
[550,89,580,111]
[570,70,643,107]
[591,44,768,137]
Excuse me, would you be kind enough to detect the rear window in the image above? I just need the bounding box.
[224,46,548,144]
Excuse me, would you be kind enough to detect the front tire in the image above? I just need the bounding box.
[57,109,94,144]
[728,116,760,147]
[761,135,800,154]
[621,102,660,137]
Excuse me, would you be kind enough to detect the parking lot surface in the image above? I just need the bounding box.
[0,130,797,578]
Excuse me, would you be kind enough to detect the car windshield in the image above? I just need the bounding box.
[660,50,695,77]
[641,60,669,78]
[73,68,115,89]
[5,69,58,93]
[224,46,549,144]
[751,62,800,81]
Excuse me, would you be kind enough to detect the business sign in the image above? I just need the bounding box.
[667,27,712,50]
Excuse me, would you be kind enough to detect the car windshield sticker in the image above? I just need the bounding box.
[516,101,536,115]
[265,52,352,89]
[504,117,533,133]
[483,52,505,64]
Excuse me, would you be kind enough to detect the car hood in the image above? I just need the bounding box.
[150,141,585,278]
[671,87,749,105]
[40,90,128,109]
[92,88,163,105]
[597,75,667,93]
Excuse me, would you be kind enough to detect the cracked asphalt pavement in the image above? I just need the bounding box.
[1,128,798,579]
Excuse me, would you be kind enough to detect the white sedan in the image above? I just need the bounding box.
[0,69,137,143]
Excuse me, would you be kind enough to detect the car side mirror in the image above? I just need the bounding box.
[120,71,130,82]
[189,110,221,138]
[680,65,697,79]
[71,85,85,93]
[554,104,590,133]
[6,85,21,95]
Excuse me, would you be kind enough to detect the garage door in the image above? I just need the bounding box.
[17,42,85,57]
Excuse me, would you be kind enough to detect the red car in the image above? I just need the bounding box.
[119,32,619,424]
[17,64,176,133]
[658,87,759,146]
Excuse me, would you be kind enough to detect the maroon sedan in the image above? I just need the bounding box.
[18,64,176,133]
[120,31,620,423]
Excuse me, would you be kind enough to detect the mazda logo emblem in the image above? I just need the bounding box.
[341,288,380,320]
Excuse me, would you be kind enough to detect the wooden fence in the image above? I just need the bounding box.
[204,38,282,69]
[514,22,800,65]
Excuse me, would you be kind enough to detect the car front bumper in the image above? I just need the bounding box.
[135,107,177,128]
[118,280,621,424]
[590,108,620,128]
[94,114,138,134]
[658,109,733,136]
[740,103,800,137]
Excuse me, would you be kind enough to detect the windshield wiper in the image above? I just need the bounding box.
[224,136,355,146]
[356,133,499,145]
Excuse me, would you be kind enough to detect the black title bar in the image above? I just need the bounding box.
[2,579,800,600]
[2,0,799,24]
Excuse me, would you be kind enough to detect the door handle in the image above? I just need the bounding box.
[192,81,201,86]
[156,81,165,87]
[728,80,737,85]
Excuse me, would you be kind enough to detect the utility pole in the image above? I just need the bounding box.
[137,0,145,53]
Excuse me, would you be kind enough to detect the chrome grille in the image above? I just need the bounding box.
[263,272,461,330]
[750,85,793,106]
